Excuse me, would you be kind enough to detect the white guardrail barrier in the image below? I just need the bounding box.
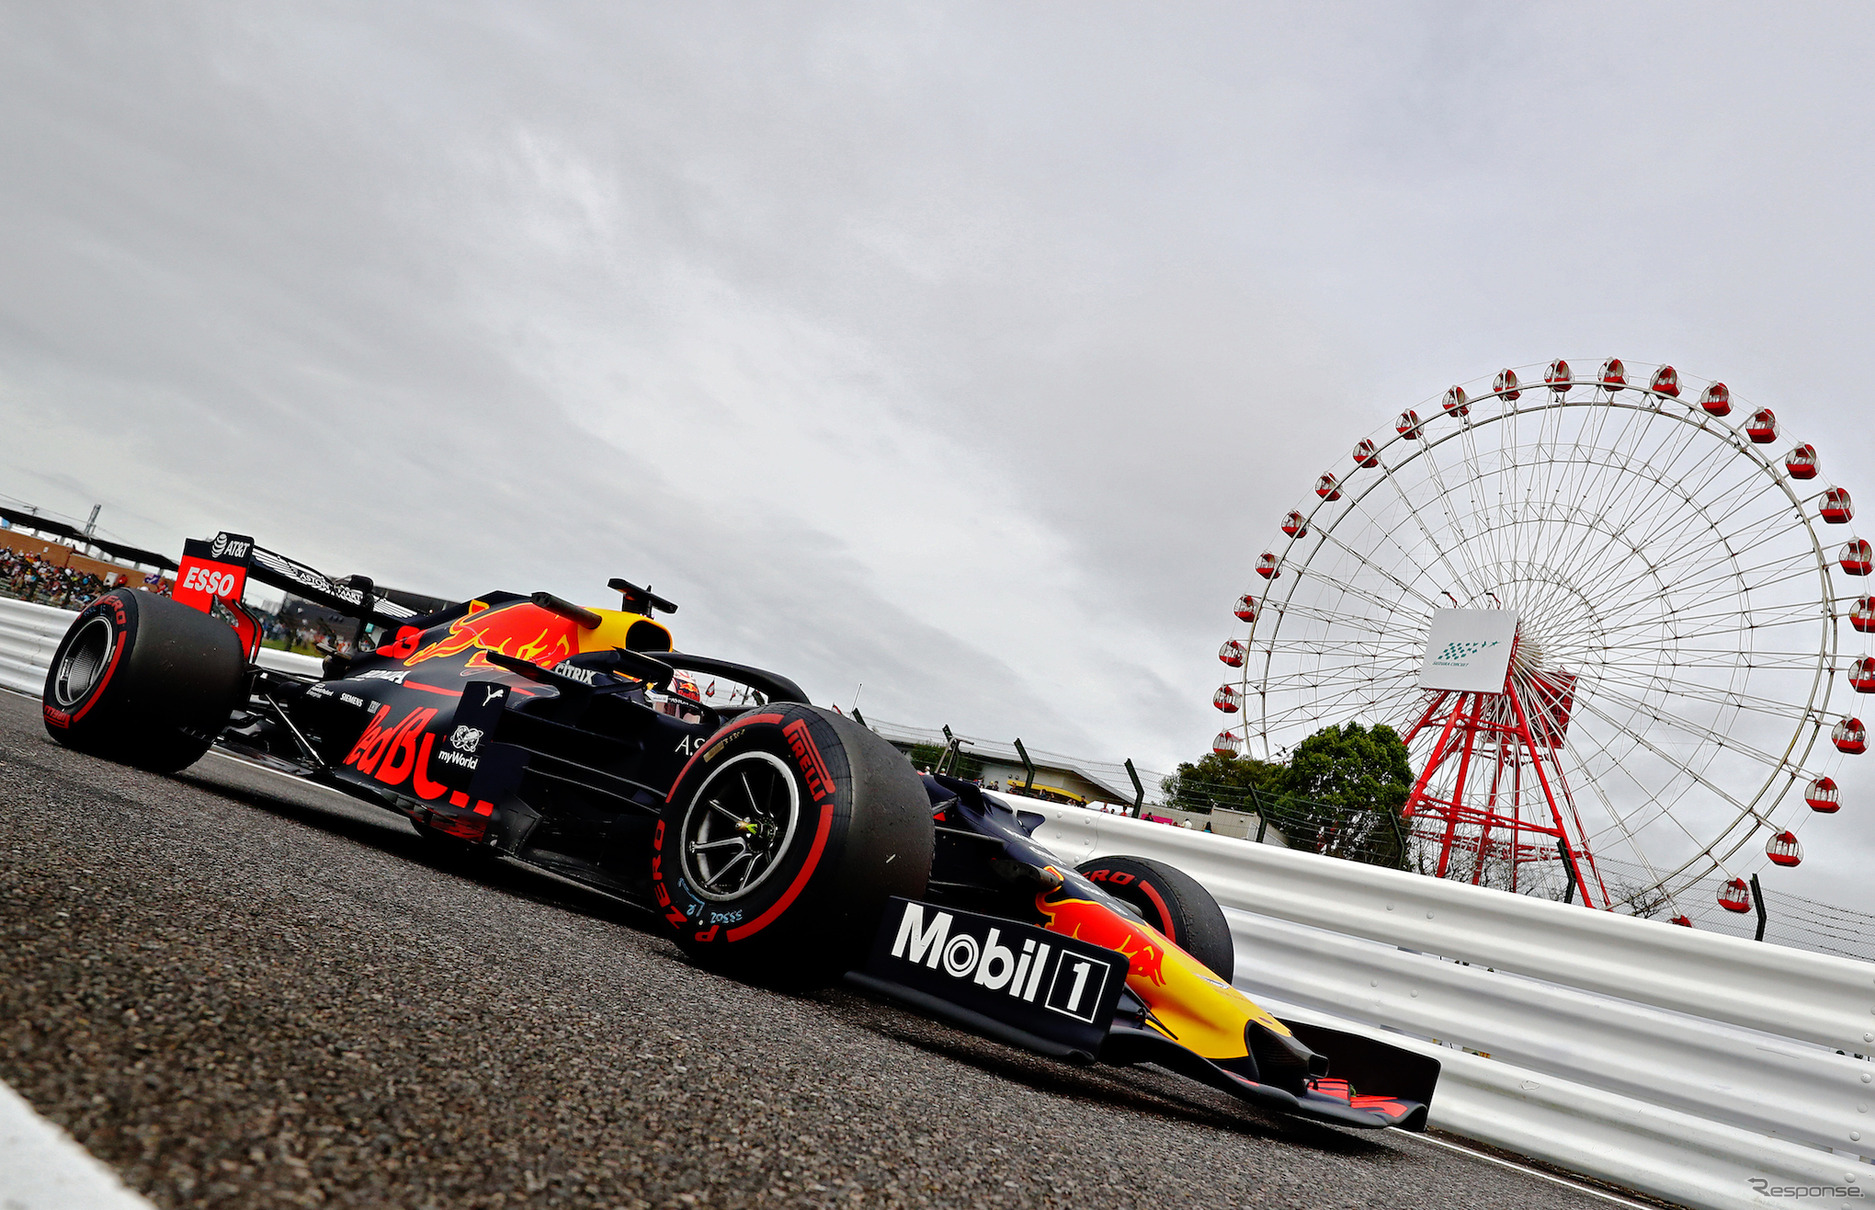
[0,597,320,694]
[3,597,1870,1209]
[1024,805,1875,1210]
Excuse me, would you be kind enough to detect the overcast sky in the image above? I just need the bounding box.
[5,3,1874,914]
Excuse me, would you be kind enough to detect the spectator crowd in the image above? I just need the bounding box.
[0,548,165,610]
[0,548,322,652]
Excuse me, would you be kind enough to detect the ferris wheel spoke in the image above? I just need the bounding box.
[1537,440,1765,609]
[1253,673,1420,728]
[1304,529,1446,614]
[1566,694,1776,830]
[1588,599,1827,642]
[1391,432,1501,598]
[1520,401,1678,582]
[1583,547,1821,624]
[1570,433,1765,578]
[1585,665,1824,726]
[1258,599,1424,638]
[1530,399,1658,575]
[1575,674,1807,775]
[1454,421,1517,592]
[1605,452,1790,581]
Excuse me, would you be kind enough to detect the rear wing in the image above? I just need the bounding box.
[175,531,424,657]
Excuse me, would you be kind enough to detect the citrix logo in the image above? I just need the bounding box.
[891,903,1051,1001]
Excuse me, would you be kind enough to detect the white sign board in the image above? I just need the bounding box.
[1418,608,1519,693]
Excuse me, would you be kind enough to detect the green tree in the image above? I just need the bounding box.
[907,742,983,782]
[1160,751,1286,814]
[1266,722,1413,868]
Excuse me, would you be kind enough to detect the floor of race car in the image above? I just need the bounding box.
[0,694,1642,1210]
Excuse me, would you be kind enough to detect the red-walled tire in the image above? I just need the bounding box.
[653,703,933,985]
[41,589,245,774]
[1076,855,1234,982]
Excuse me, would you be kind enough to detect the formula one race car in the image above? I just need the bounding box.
[41,533,1437,1131]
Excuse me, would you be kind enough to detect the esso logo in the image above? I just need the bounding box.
[183,565,239,597]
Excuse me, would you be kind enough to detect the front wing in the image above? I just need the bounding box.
[857,897,1437,1131]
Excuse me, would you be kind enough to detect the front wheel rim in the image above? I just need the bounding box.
[678,750,802,903]
[52,616,114,707]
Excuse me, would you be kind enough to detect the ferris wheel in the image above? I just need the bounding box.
[1214,359,1866,920]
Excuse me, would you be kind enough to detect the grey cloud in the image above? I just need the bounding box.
[4,2,1875,909]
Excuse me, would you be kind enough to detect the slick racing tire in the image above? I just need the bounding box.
[1075,855,1234,982]
[41,589,245,774]
[654,703,933,985]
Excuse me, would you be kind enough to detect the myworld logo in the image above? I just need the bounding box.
[889,901,1111,1022]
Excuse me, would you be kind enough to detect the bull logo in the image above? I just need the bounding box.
[1035,894,1168,986]
[404,601,579,671]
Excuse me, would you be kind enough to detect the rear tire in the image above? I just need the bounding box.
[41,589,245,773]
[654,703,933,985]
[1075,855,1234,982]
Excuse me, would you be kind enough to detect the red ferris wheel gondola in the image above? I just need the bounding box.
[1282,511,1308,538]
[1650,365,1680,397]
[1599,358,1627,391]
[1852,596,1875,632]
[1805,775,1840,813]
[1841,539,1873,576]
[1353,438,1378,468]
[1784,444,1818,479]
[1256,552,1281,579]
[1544,358,1572,395]
[1396,410,1423,439]
[1717,877,1752,913]
[1441,386,1469,417]
[1834,716,1867,754]
[1851,656,1875,693]
[1493,368,1521,400]
[1213,684,1243,713]
[1213,730,1241,756]
[1766,830,1803,867]
[1316,473,1341,500]
[1824,488,1854,524]
[1746,409,1778,443]
[1699,382,1731,416]
[1233,593,1258,622]
[1218,639,1247,667]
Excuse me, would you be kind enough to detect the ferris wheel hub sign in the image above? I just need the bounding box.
[1418,609,1520,692]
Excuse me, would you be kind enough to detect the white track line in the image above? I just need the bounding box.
[0,1079,154,1209]
[1392,1129,1661,1208]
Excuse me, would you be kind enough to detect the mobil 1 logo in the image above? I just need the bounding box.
[863,898,1130,1058]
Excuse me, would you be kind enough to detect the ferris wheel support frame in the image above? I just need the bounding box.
[1398,665,1611,909]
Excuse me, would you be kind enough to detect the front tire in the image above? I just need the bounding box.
[42,589,245,773]
[1075,855,1235,982]
[653,703,933,984]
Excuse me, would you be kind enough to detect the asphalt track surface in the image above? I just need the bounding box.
[0,693,1626,1210]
